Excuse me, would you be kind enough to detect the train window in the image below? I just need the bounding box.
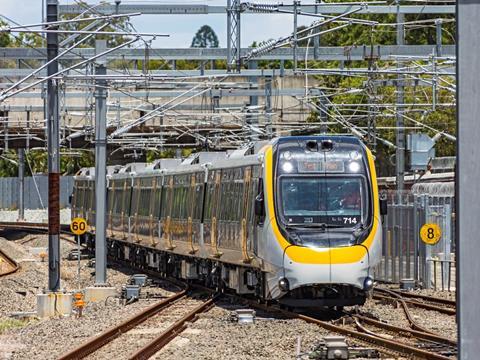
[278,176,367,227]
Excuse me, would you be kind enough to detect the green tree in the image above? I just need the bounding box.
[59,1,132,48]
[191,25,219,48]
[0,21,12,47]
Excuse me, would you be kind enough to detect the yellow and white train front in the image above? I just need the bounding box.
[258,136,381,307]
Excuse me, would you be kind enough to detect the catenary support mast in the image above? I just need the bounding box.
[94,40,108,285]
[46,0,61,292]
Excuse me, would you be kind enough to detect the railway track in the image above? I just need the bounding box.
[114,261,458,359]
[374,287,456,316]
[180,280,456,360]
[248,302,456,360]
[58,288,216,360]
[0,248,19,277]
[8,228,454,359]
[0,221,51,232]
[350,313,457,358]
[56,262,456,360]
[0,221,78,244]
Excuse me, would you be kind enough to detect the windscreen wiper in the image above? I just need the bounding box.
[285,223,345,229]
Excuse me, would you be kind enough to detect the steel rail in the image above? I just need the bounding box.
[374,289,456,316]
[0,221,50,230]
[162,280,454,359]
[352,314,457,347]
[128,295,218,360]
[0,221,70,233]
[352,318,456,357]
[86,264,454,359]
[377,287,456,307]
[58,290,187,360]
[0,248,19,277]
[281,308,452,360]
[372,292,438,334]
[235,299,450,360]
[0,222,78,244]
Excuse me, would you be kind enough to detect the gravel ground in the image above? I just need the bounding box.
[0,233,176,360]
[406,306,457,340]
[0,232,457,359]
[155,302,335,360]
[370,284,457,340]
[0,209,71,224]
[356,298,412,330]
[0,234,142,320]
[357,290,457,343]
[1,299,169,359]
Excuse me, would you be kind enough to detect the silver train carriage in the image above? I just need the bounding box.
[71,136,383,308]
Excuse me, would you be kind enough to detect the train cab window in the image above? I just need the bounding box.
[278,177,367,227]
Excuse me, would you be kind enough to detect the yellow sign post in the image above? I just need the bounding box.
[420,223,442,245]
[70,217,88,236]
[71,218,88,289]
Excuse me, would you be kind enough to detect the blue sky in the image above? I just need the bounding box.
[0,0,311,48]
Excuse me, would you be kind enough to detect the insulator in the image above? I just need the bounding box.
[244,39,278,59]
[244,2,280,13]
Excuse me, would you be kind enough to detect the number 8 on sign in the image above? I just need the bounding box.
[71,217,88,235]
[420,223,442,245]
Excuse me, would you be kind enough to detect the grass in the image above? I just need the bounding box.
[0,318,28,334]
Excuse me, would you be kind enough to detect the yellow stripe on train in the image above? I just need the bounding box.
[264,145,380,264]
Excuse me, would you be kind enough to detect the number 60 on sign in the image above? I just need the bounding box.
[70,217,88,235]
[420,223,442,245]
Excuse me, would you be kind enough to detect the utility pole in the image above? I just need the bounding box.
[458,0,480,355]
[26,109,30,150]
[94,40,108,285]
[46,0,60,292]
[265,75,273,138]
[313,0,321,60]
[248,61,259,141]
[433,19,442,112]
[18,149,25,221]
[395,1,405,192]
[293,0,299,72]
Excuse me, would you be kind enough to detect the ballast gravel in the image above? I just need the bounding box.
[0,231,458,359]
[0,208,71,224]
[155,303,332,360]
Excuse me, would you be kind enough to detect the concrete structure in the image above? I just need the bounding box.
[84,286,117,302]
[36,292,72,318]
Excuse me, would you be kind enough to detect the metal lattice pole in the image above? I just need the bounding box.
[395,1,405,192]
[227,0,241,72]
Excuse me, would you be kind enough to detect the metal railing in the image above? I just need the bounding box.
[0,175,74,209]
[375,190,455,290]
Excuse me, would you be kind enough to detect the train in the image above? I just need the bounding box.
[72,136,384,308]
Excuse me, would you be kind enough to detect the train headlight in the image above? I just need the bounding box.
[363,276,374,291]
[278,277,290,292]
[282,162,294,173]
[349,150,361,160]
[348,161,360,173]
[283,151,292,160]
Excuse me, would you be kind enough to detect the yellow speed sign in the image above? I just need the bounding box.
[70,217,88,235]
[420,223,442,245]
